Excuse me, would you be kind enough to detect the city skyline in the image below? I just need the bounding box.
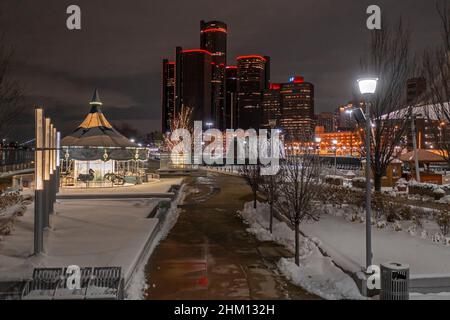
[0,0,443,141]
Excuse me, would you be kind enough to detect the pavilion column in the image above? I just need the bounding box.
[43,118,51,229]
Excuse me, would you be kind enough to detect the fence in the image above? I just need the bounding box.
[0,148,34,173]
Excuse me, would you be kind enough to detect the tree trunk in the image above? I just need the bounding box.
[374,173,382,192]
[269,203,273,234]
[295,222,300,266]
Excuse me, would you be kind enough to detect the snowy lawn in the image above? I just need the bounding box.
[302,205,450,275]
[0,198,161,282]
[237,201,364,300]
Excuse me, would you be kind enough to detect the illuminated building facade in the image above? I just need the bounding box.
[262,83,282,129]
[201,20,227,129]
[161,59,176,133]
[279,77,314,141]
[314,126,362,156]
[237,55,270,130]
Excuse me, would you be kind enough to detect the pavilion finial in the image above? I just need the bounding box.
[90,88,102,106]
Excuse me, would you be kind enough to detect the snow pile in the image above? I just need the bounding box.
[438,195,450,204]
[238,201,364,300]
[238,201,294,248]
[277,257,364,300]
[126,185,185,300]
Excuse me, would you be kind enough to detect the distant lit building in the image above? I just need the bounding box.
[161,59,176,133]
[236,55,270,130]
[334,102,359,131]
[407,77,427,105]
[201,20,227,129]
[225,66,238,129]
[316,112,335,133]
[262,83,282,129]
[314,126,362,156]
[279,77,314,141]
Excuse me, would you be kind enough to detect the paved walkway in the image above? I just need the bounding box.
[144,173,317,300]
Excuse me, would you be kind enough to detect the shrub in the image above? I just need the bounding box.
[324,175,344,186]
[437,210,450,236]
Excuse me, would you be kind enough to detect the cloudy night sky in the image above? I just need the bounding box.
[0,0,443,141]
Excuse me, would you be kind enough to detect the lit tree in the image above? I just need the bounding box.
[164,105,193,152]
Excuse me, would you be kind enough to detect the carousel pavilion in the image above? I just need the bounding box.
[60,89,148,187]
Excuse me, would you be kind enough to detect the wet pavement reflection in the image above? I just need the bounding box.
[144,172,318,300]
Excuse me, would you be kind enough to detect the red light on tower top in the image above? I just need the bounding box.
[236,55,267,62]
[201,27,227,34]
[181,49,212,55]
[289,76,304,83]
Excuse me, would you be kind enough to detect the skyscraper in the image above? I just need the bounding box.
[176,47,213,126]
[236,55,269,130]
[262,83,281,129]
[225,66,238,129]
[201,20,227,129]
[161,59,176,133]
[279,77,314,141]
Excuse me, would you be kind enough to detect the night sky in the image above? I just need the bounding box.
[0,0,443,141]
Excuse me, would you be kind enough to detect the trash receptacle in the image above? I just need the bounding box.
[380,262,409,300]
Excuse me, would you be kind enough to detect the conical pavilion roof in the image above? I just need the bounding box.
[61,89,138,148]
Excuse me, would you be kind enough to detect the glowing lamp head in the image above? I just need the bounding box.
[357,78,378,95]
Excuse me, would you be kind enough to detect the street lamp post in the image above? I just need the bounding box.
[357,77,378,269]
[332,139,338,175]
[315,137,322,156]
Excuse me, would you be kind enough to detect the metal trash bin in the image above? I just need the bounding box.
[381,262,409,300]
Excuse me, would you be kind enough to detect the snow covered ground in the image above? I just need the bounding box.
[301,207,450,275]
[0,179,184,285]
[238,200,450,300]
[0,198,160,281]
[238,202,365,300]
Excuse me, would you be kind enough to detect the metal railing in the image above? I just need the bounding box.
[21,267,124,300]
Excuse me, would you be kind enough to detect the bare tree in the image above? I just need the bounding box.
[359,20,415,191]
[260,173,280,234]
[422,1,450,165]
[275,149,322,266]
[0,39,23,137]
[240,163,261,209]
